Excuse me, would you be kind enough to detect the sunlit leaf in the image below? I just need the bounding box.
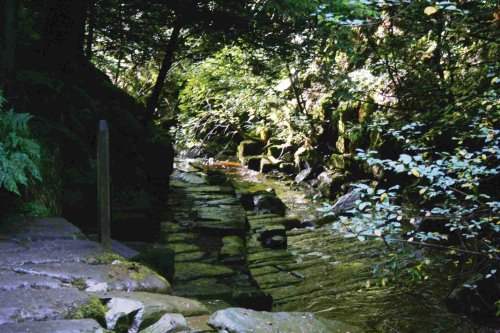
[424,6,438,15]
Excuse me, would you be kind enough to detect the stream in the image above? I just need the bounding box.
[169,158,484,333]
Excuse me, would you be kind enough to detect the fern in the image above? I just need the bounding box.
[0,92,41,195]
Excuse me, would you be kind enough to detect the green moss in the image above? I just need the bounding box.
[71,278,88,291]
[67,297,107,326]
[86,251,123,265]
[126,261,167,283]
[137,245,175,282]
[128,264,150,281]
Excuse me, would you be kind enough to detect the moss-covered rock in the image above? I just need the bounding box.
[220,236,246,264]
[94,291,209,328]
[137,244,175,282]
[237,140,264,160]
[316,170,347,199]
[67,296,107,327]
[173,278,234,300]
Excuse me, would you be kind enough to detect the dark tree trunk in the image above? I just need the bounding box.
[144,20,182,124]
[1,0,19,79]
[85,0,96,60]
[41,0,87,70]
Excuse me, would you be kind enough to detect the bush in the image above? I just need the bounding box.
[320,90,499,285]
[0,92,41,195]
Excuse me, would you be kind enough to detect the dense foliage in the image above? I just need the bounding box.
[0,92,41,195]
[88,0,499,281]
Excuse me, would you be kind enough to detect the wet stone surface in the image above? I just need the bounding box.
[1,158,477,332]
[163,161,270,312]
[0,217,192,332]
[0,319,104,333]
[208,307,362,333]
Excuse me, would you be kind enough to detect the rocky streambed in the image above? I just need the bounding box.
[0,159,360,333]
[168,158,494,333]
[0,158,494,332]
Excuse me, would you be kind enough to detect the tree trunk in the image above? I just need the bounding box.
[85,0,96,60]
[1,0,18,79]
[144,20,182,124]
[41,0,87,70]
[114,3,123,84]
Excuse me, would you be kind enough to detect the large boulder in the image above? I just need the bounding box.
[95,291,209,329]
[0,217,171,295]
[208,308,361,333]
[316,171,347,199]
[0,217,85,241]
[13,261,171,294]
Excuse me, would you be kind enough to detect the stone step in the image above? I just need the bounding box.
[219,236,246,264]
[0,288,92,325]
[173,278,233,300]
[12,260,171,294]
[0,319,103,333]
[174,263,234,282]
[0,269,64,291]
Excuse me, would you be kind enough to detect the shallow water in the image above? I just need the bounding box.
[204,162,483,333]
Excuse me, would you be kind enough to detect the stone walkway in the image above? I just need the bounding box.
[0,160,361,332]
[160,160,361,332]
[163,164,270,311]
[0,217,210,332]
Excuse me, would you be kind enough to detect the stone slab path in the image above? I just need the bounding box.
[0,217,209,332]
[164,160,362,332]
[163,163,268,311]
[0,160,362,332]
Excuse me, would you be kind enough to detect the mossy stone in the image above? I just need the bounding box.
[137,245,175,282]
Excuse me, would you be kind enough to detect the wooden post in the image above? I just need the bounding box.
[97,120,110,247]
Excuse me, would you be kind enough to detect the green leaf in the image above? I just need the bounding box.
[424,6,438,15]
[398,154,412,164]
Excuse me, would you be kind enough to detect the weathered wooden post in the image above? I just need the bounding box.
[97,120,110,247]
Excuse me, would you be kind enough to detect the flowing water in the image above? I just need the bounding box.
[206,162,484,333]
